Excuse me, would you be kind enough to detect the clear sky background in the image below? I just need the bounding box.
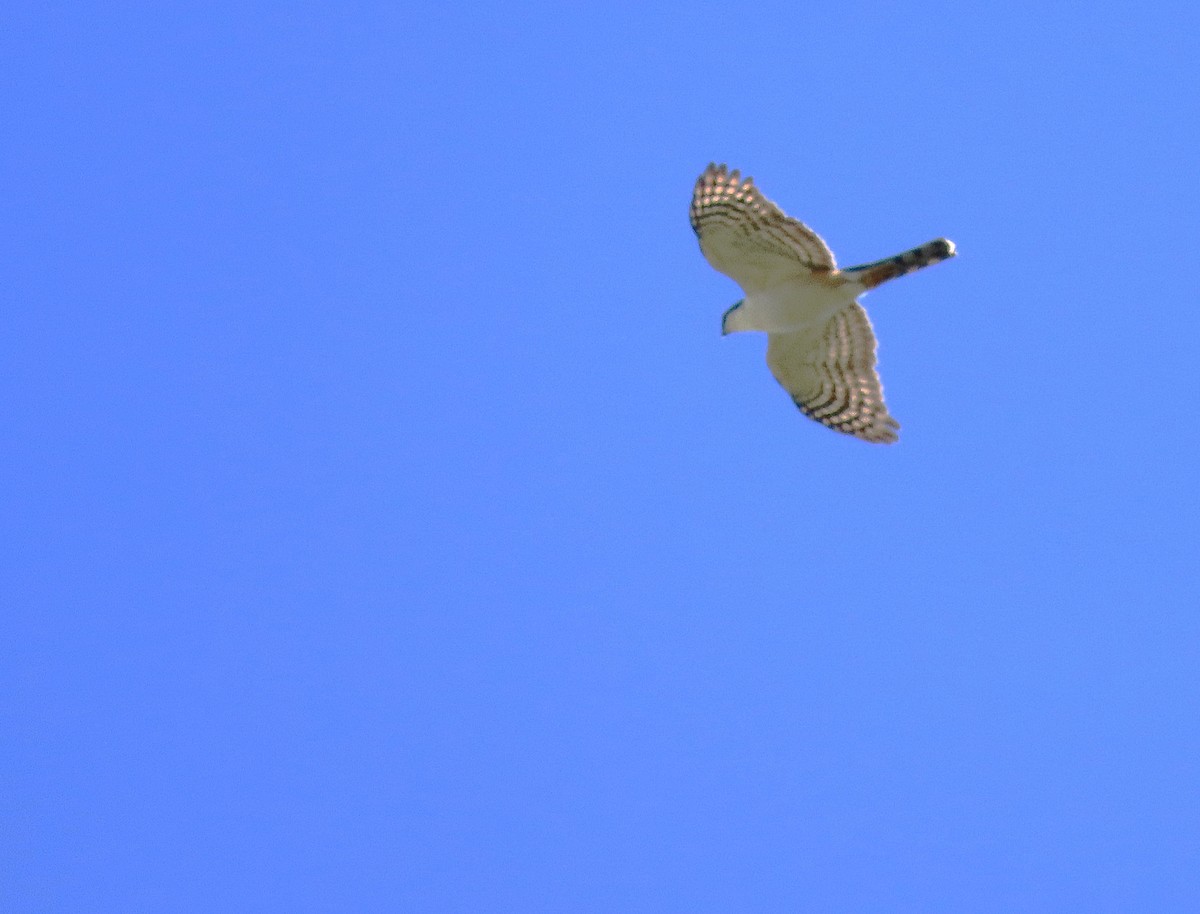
[5,1,1200,910]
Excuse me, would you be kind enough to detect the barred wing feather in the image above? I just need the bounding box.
[766,304,900,444]
[690,163,836,293]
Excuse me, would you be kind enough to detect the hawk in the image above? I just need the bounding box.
[690,163,956,443]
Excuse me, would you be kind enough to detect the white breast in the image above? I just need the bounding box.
[735,277,862,334]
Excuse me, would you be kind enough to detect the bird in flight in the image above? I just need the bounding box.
[690,163,955,443]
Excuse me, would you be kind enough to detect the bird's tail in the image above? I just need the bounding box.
[843,238,956,290]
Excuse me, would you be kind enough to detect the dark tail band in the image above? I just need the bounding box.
[844,238,956,289]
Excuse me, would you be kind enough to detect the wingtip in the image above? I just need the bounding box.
[701,162,750,186]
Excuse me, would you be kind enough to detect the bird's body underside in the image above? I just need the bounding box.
[724,272,858,335]
[690,163,956,444]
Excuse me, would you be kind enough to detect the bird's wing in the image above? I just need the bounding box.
[690,163,837,294]
[766,303,900,444]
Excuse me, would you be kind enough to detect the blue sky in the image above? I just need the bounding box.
[5,1,1199,910]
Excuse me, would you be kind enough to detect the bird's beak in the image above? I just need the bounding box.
[721,300,743,336]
